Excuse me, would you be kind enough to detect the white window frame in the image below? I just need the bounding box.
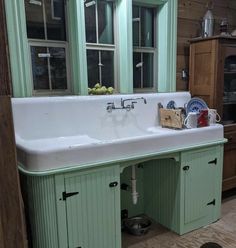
[28,40,71,96]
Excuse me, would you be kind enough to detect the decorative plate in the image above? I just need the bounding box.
[186,97,208,114]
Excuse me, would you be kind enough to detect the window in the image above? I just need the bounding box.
[84,0,116,89]
[132,5,156,91]
[6,0,178,97]
[24,0,70,94]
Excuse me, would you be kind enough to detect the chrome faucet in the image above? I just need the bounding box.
[121,97,147,109]
[106,97,147,113]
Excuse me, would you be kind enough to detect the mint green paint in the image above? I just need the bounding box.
[143,145,223,235]
[21,175,60,247]
[21,145,224,247]
[55,175,68,248]
[157,0,178,92]
[67,0,88,95]
[64,166,121,248]
[4,0,32,97]
[179,145,223,234]
[117,0,133,93]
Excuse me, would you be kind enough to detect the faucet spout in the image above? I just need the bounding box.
[121,97,147,108]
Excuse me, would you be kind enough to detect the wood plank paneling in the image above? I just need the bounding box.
[0,0,11,96]
[0,0,27,247]
[177,0,236,91]
[0,96,27,247]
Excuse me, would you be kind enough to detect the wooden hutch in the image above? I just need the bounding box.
[189,36,236,192]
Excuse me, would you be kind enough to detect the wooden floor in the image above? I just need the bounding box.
[122,194,236,248]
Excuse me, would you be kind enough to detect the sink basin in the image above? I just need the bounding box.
[12,92,225,173]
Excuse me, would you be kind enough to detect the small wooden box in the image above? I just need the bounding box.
[159,108,183,129]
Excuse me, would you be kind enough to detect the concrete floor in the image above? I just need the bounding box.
[123,194,236,248]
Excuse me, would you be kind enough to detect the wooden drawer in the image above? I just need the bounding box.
[224,131,236,149]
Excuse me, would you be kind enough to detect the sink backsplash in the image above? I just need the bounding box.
[12,92,191,141]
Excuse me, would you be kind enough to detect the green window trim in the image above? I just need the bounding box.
[5,0,177,97]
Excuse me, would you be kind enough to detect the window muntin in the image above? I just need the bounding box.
[30,43,68,92]
[133,5,155,91]
[24,0,69,94]
[87,49,114,88]
[85,0,114,45]
[25,0,66,41]
[85,0,116,89]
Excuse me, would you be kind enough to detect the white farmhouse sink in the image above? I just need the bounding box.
[11,92,224,173]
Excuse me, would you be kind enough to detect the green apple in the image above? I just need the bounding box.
[94,83,101,89]
[107,87,114,94]
[88,87,92,94]
[101,86,107,94]
[96,88,103,95]
[91,87,96,95]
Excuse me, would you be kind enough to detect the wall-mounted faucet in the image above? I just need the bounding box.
[121,97,147,109]
[106,97,147,113]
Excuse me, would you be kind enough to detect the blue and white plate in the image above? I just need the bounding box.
[186,97,208,114]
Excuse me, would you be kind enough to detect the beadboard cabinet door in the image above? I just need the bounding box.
[181,146,223,233]
[64,166,121,248]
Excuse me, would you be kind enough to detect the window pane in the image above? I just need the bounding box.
[143,53,154,88]
[132,6,140,46]
[85,0,97,43]
[49,47,67,89]
[133,52,142,88]
[87,50,99,88]
[31,46,49,90]
[98,0,114,44]
[45,0,66,41]
[141,7,154,47]
[25,0,45,39]
[101,51,114,87]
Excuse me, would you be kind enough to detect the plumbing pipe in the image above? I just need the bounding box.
[131,165,138,205]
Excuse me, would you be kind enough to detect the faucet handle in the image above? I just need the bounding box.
[131,101,137,108]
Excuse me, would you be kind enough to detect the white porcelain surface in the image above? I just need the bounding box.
[12,92,224,172]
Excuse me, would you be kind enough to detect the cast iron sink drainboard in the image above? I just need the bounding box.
[200,242,222,248]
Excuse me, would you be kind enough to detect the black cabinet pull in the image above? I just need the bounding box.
[62,191,79,201]
[109,181,118,188]
[208,158,217,165]
[207,199,216,206]
[183,166,190,171]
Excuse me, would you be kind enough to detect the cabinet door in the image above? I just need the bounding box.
[182,147,221,226]
[64,166,121,248]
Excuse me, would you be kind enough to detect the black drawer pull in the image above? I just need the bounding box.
[207,199,216,206]
[183,166,190,171]
[109,181,118,188]
[208,158,217,165]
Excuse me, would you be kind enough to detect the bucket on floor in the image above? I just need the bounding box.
[124,216,151,236]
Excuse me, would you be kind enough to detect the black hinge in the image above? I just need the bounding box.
[183,166,190,171]
[61,191,79,201]
[208,158,217,165]
[207,199,216,206]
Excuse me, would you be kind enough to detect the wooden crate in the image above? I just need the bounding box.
[159,108,184,129]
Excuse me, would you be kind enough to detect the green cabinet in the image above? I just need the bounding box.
[63,166,121,248]
[142,145,223,235]
[21,144,224,247]
[181,146,222,233]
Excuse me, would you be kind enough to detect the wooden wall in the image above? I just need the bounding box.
[0,0,27,247]
[177,0,236,91]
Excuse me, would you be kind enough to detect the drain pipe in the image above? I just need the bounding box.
[131,165,138,205]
